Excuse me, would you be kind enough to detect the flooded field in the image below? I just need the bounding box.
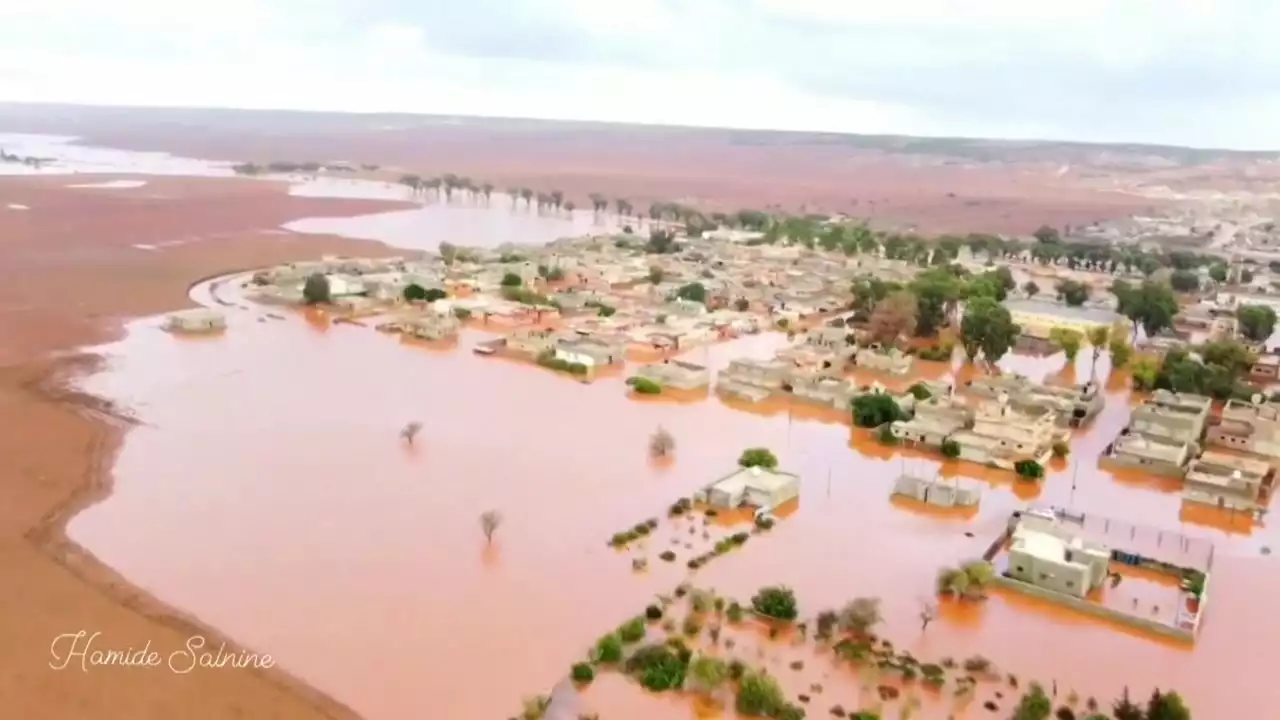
[68,294,1280,719]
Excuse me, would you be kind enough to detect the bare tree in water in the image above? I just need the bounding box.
[400,421,423,445]
[480,510,504,543]
[649,426,675,458]
[919,598,938,632]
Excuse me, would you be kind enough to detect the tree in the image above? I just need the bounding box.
[918,599,938,631]
[647,266,664,284]
[438,241,459,265]
[751,585,798,621]
[738,447,779,470]
[736,671,787,716]
[501,272,523,287]
[403,283,428,302]
[687,655,729,694]
[649,426,675,457]
[1056,279,1090,307]
[675,282,707,304]
[424,288,447,302]
[1111,687,1144,720]
[1033,225,1061,244]
[1145,689,1190,720]
[1109,333,1133,369]
[911,269,963,334]
[734,298,750,311]
[1209,264,1228,283]
[851,393,904,428]
[1013,683,1053,720]
[960,296,1020,365]
[1237,304,1277,342]
[868,290,918,346]
[302,273,331,305]
[400,421,422,445]
[480,510,503,543]
[1049,327,1084,362]
[1170,270,1201,293]
[941,439,961,458]
[851,277,895,310]
[1086,325,1110,370]
[1023,280,1040,298]
[838,597,882,635]
[1130,355,1160,390]
[1116,280,1178,337]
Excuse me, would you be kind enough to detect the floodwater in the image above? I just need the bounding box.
[69,296,1280,719]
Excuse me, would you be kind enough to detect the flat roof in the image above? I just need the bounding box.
[1003,299,1120,325]
[711,466,800,494]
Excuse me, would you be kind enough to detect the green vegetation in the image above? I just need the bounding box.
[851,394,904,428]
[594,633,623,663]
[618,617,647,644]
[1050,327,1084,361]
[1113,279,1179,337]
[535,350,589,376]
[501,286,553,306]
[937,561,996,599]
[751,585,799,621]
[1052,441,1070,458]
[1013,682,1053,720]
[624,644,687,691]
[402,283,428,302]
[687,655,729,694]
[736,670,791,717]
[917,342,954,361]
[940,440,961,458]
[906,382,932,400]
[537,264,565,281]
[452,307,472,320]
[302,273,331,305]
[500,272,523,287]
[1237,304,1277,342]
[570,662,595,684]
[629,377,663,395]
[675,282,708,304]
[961,296,1020,364]
[1015,459,1045,480]
[1056,279,1090,306]
[1132,341,1259,400]
[738,447,779,470]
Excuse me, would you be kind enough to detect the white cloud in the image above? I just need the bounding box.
[1,0,1278,149]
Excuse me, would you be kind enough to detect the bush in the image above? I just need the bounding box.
[1052,441,1070,458]
[727,658,746,680]
[403,283,428,302]
[682,615,702,637]
[1015,459,1046,480]
[755,516,776,530]
[851,394,904,428]
[736,670,787,716]
[302,273,331,304]
[501,272,523,287]
[906,383,932,400]
[962,655,992,673]
[738,447,779,469]
[618,617,647,644]
[624,644,688,692]
[423,287,447,302]
[726,601,744,623]
[917,342,954,361]
[630,377,663,394]
[940,440,961,458]
[877,425,899,445]
[571,662,595,683]
[920,663,944,678]
[535,350,589,376]
[595,634,623,663]
[778,704,806,720]
[751,585,799,621]
[452,307,472,320]
[610,532,629,547]
[645,604,664,621]
[633,523,651,535]
[658,550,676,563]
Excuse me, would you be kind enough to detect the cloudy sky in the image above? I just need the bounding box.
[1,0,1277,149]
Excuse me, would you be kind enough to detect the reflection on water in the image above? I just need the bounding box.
[68,302,1280,720]
[0,133,236,177]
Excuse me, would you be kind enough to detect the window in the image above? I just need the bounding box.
[1015,566,1025,573]
[1065,580,1075,589]
[1039,573,1049,582]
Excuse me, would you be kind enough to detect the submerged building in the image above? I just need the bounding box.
[696,466,800,511]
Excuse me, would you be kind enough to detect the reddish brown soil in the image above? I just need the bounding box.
[0,175,408,719]
[3,108,1164,235]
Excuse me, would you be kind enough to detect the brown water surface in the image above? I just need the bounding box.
[68,293,1280,719]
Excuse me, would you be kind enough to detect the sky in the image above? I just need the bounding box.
[1,0,1278,150]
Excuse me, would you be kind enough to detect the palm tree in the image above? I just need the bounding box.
[549,190,564,211]
[615,198,631,219]
[400,421,423,445]
[564,200,576,214]
[506,187,520,208]
[441,173,459,202]
[588,193,607,214]
[520,187,534,208]
[425,177,442,200]
[398,174,422,196]
[480,183,494,204]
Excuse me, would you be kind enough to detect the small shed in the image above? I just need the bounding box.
[164,309,226,333]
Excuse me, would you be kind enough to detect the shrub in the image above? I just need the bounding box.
[778,704,806,720]
[595,634,623,663]
[618,617,647,644]
[645,604,664,620]
[851,394,904,428]
[571,662,595,683]
[917,342,954,361]
[906,382,933,400]
[452,307,472,320]
[920,663,944,678]
[728,658,747,680]
[1052,441,1070,458]
[633,523,651,535]
[940,440,961,458]
[738,447,779,469]
[423,287,447,302]
[624,644,687,692]
[877,425,899,445]
[501,272,523,287]
[403,283,428,302]
[736,670,787,716]
[609,532,629,547]
[658,550,676,563]
[682,615,702,637]
[1015,459,1046,480]
[755,516,776,530]
[726,601,744,623]
[302,273,331,304]
[630,377,663,395]
[962,655,992,673]
[535,350,589,376]
[751,585,799,621]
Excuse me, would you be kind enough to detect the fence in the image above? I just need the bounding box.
[1051,508,1215,572]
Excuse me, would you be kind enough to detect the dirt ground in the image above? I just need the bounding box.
[2,108,1167,235]
[0,175,408,719]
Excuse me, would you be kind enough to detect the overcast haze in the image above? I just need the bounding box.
[1,1,1277,150]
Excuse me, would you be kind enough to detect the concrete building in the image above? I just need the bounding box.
[891,473,981,508]
[1184,451,1273,511]
[1103,432,1193,476]
[1250,354,1280,382]
[1128,390,1213,446]
[716,358,791,395]
[853,346,913,376]
[505,328,559,357]
[966,374,1104,427]
[1003,299,1121,341]
[785,368,857,410]
[164,308,226,333]
[890,397,972,448]
[633,359,711,390]
[1207,398,1280,461]
[1006,509,1110,599]
[381,313,460,340]
[696,466,801,511]
[554,337,624,367]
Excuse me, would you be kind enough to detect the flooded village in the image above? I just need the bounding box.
[87,199,1280,720]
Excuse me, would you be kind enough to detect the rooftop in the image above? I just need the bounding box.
[711,466,800,495]
[1002,298,1120,325]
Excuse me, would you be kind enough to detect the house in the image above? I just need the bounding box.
[1183,451,1273,511]
[853,346,913,376]
[1003,298,1121,341]
[164,308,226,333]
[695,466,800,511]
[890,397,972,447]
[891,473,981,508]
[1102,432,1193,476]
[717,358,791,391]
[1128,391,1213,446]
[944,399,1059,467]
[383,313,460,340]
[633,359,711,391]
[965,375,1104,427]
[505,328,559,357]
[785,368,857,410]
[1250,354,1280,382]
[1006,510,1110,599]
[1207,398,1280,461]
[325,273,367,297]
[554,337,624,367]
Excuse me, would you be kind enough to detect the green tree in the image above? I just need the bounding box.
[302,273,331,305]
[738,447,779,469]
[1023,280,1040,298]
[1056,279,1090,306]
[1116,280,1179,337]
[851,394,904,428]
[911,268,963,334]
[1033,225,1061,244]
[501,272,523,287]
[960,296,1020,364]
[648,266,665,284]
[1145,689,1190,720]
[687,655,729,694]
[1130,355,1160,389]
[1013,682,1053,720]
[438,241,459,264]
[424,287,447,302]
[1170,270,1201,293]
[594,633,623,663]
[851,277,894,310]
[941,439,961,458]
[1110,335,1134,369]
[1237,304,1277,342]
[1208,264,1228,283]
[1050,327,1084,361]
[1015,460,1045,480]
[736,672,787,716]
[1111,687,1144,720]
[571,662,595,683]
[750,585,798,621]
[734,298,750,311]
[676,282,707,304]
[403,283,428,301]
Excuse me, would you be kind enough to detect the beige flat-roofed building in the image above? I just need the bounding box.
[1007,516,1110,599]
[697,466,800,511]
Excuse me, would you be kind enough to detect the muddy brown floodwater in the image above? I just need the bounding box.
[70,295,1280,719]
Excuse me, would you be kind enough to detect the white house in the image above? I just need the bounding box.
[696,466,800,511]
